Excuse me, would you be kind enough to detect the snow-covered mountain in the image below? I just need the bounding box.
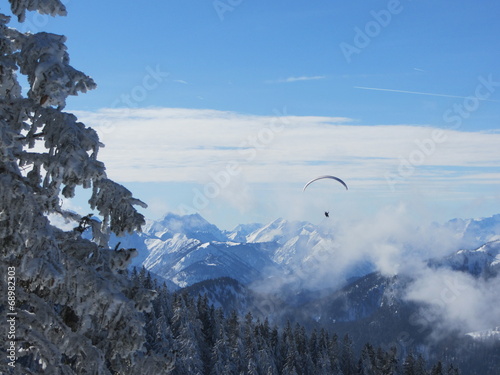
[109,212,500,292]
[143,235,280,288]
[117,213,230,270]
[223,222,262,242]
[466,327,500,342]
[428,239,500,277]
[113,213,282,288]
[443,213,500,248]
[120,213,375,290]
[245,217,315,244]
[145,212,228,243]
[111,213,324,289]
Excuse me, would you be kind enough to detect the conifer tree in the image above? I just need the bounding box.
[328,332,342,374]
[359,343,377,375]
[403,352,417,375]
[0,1,158,374]
[270,326,283,371]
[382,346,399,375]
[446,363,459,375]
[431,361,444,375]
[414,354,428,375]
[341,334,357,375]
[210,324,230,375]
[154,305,173,355]
[281,321,300,375]
[225,309,244,373]
[309,329,319,365]
[243,312,260,375]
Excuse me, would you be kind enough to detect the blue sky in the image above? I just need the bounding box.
[9,0,500,229]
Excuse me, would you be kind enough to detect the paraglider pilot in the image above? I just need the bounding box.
[324,211,329,218]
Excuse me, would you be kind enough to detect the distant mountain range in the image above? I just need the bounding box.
[428,240,500,277]
[110,212,500,291]
[111,213,374,290]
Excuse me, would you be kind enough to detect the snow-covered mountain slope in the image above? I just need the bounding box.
[444,214,500,249]
[466,327,500,341]
[116,213,348,289]
[428,239,500,277]
[257,219,320,264]
[224,222,262,242]
[143,236,280,288]
[246,217,315,244]
[303,272,407,325]
[144,212,228,243]
[107,212,500,291]
[246,218,374,288]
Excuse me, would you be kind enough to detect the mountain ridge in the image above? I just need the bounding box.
[111,212,500,292]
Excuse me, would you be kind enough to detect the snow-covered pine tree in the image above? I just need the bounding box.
[431,361,444,375]
[0,1,166,374]
[403,352,417,375]
[340,333,357,375]
[171,294,204,375]
[225,309,244,373]
[358,343,377,375]
[328,333,342,374]
[281,321,300,375]
[210,324,230,375]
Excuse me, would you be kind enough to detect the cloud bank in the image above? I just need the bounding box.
[75,106,500,185]
[404,266,500,339]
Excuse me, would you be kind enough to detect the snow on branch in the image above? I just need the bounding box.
[8,0,67,22]
[16,32,96,108]
[90,178,147,242]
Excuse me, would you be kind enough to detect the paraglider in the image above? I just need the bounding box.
[303,175,348,218]
[303,175,348,191]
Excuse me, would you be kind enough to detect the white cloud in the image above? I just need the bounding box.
[74,107,500,186]
[404,267,500,339]
[331,203,465,276]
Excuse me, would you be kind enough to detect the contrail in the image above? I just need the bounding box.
[354,86,500,103]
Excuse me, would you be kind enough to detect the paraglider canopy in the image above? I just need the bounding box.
[303,175,348,191]
[303,175,348,219]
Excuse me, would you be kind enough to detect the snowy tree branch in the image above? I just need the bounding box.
[8,0,67,23]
